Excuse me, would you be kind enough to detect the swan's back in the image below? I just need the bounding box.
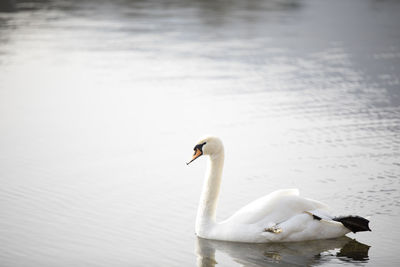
[225,189,328,225]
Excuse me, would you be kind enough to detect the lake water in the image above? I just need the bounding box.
[0,0,399,266]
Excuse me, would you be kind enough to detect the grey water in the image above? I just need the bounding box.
[0,0,399,266]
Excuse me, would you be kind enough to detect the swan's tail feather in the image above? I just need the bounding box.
[333,215,371,233]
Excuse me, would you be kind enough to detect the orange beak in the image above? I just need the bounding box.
[186,148,203,165]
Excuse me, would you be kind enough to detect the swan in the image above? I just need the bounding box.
[187,136,371,243]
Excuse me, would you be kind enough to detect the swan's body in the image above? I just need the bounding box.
[188,136,370,243]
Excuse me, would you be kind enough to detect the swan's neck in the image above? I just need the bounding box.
[196,151,224,236]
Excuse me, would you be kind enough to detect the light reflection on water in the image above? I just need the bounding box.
[0,0,399,266]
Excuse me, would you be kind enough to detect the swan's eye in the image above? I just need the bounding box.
[193,142,206,153]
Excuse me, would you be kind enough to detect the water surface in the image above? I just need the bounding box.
[0,0,399,266]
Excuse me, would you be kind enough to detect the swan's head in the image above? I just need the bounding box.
[187,136,224,165]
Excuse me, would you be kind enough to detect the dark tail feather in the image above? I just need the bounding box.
[333,215,371,233]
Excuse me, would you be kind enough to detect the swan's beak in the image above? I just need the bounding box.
[186,148,203,165]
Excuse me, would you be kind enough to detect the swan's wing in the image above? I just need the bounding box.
[225,189,329,225]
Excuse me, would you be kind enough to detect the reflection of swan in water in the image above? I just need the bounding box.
[196,236,370,267]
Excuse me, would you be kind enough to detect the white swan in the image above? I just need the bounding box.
[187,136,370,243]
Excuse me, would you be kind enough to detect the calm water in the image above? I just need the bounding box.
[0,0,399,266]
